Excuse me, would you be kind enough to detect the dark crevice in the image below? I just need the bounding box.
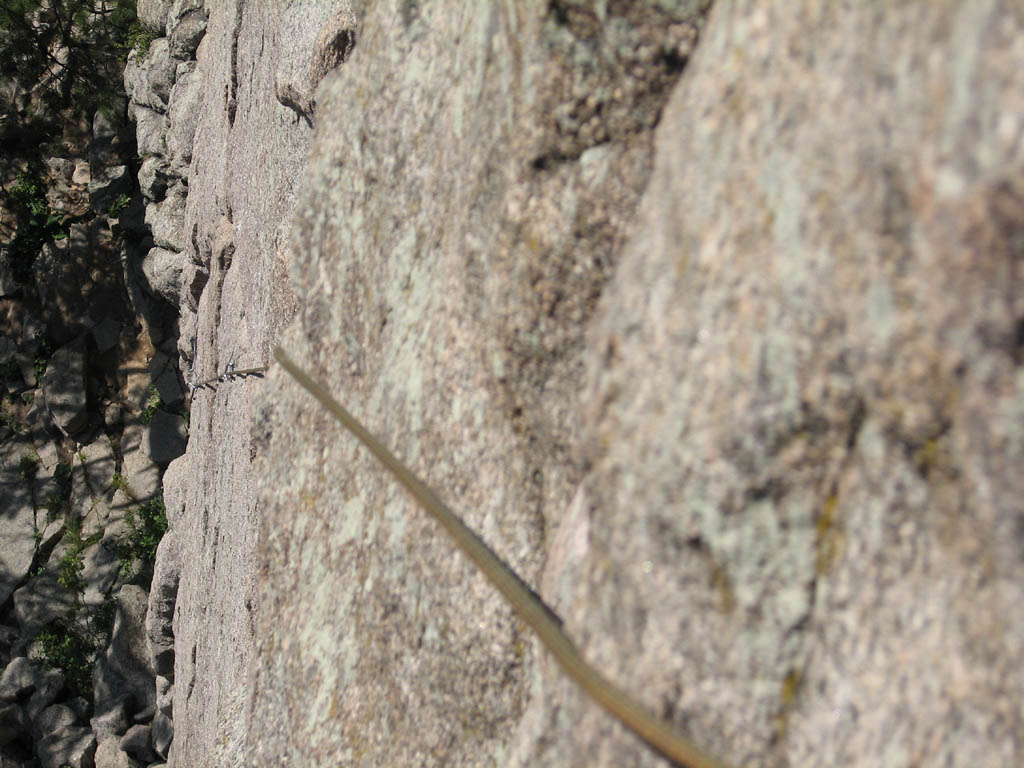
[227,3,244,126]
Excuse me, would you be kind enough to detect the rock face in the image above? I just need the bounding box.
[157,1,1024,767]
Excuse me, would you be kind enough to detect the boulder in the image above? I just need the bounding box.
[151,712,172,758]
[120,426,161,502]
[0,623,19,654]
[0,658,43,703]
[44,157,74,181]
[144,183,187,252]
[93,108,122,143]
[33,222,113,344]
[90,698,129,742]
[36,726,96,768]
[41,336,88,436]
[141,248,182,306]
[80,534,123,607]
[113,195,149,237]
[13,572,76,640]
[66,696,90,722]
[93,586,157,723]
[168,0,204,27]
[128,104,168,158]
[32,703,76,742]
[146,535,180,678]
[119,724,156,764]
[136,0,172,35]
[15,350,38,388]
[88,165,131,216]
[165,63,200,176]
[90,103,132,171]
[148,352,184,409]
[24,669,64,721]
[94,736,144,768]
[44,178,74,215]
[26,390,60,448]
[80,435,117,496]
[169,9,207,60]
[124,38,177,112]
[138,157,169,202]
[154,676,172,717]
[71,160,91,186]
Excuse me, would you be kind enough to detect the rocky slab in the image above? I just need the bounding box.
[42,336,88,436]
[0,436,43,605]
[162,1,1024,767]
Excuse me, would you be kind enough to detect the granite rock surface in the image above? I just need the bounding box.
[155,1,1024,767]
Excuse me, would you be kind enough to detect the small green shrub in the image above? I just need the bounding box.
[58,516,102,593]
[33,341,52,381]
[128,496,167,561]
[111,471,127,492]
[57,549,86,592]
[124,21,157,59]
[4,173,65,282]
[107,192,130,217]
[35,625,95,698]
[9,174,51,223]
[1,408,25,433]
[140,386,161,425]
[113,495,167,576]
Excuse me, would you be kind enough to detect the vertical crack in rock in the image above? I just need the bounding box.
[227,3,244,127]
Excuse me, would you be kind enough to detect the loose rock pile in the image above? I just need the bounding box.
[0,2,203,766]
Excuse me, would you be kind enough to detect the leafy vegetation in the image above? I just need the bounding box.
[112,494,167,575]
[1,403,25,433]
[110,470,128,493]
[33,339,52,381]
[0,0,141,117]
[35,592,115,699]
[140,385,161,424]
[1,0,141,284]
[57,515,101,592]
[35,623,94,696]
[124,19,156,58]
[34,514,111,699]
[107,190,130,216]
[4,170,66,283]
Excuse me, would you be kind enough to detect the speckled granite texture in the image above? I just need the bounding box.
[162,2,1023,766]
